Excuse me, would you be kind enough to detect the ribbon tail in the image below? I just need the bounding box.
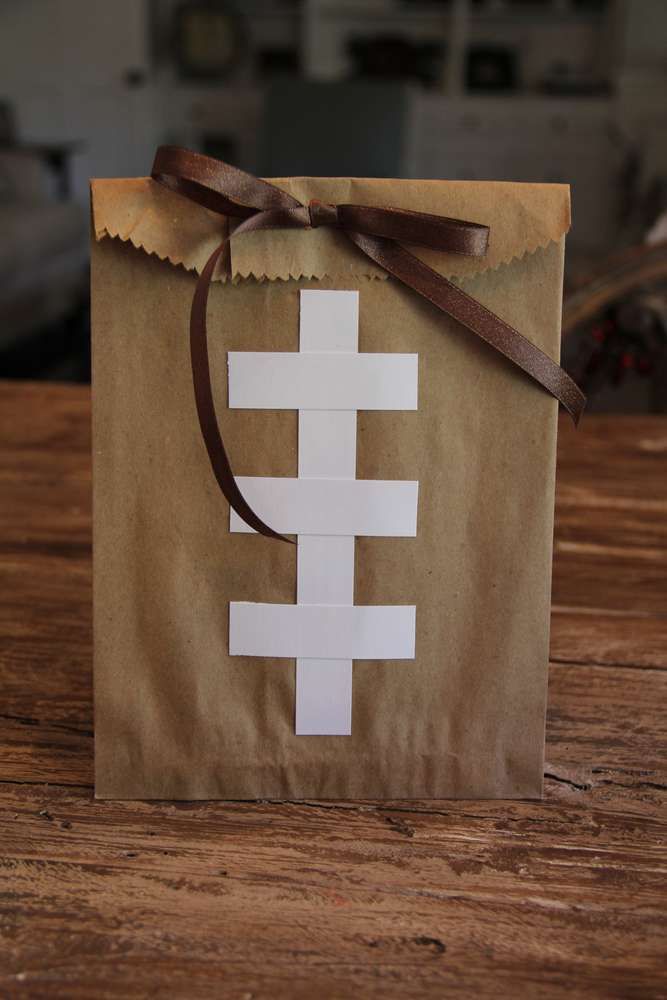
[190,241,293,543]
[344,230,586,425]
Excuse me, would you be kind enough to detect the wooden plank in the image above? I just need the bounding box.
[551,544,667,614]
[0,777,664,1000]
[553,416,667,612]
[551,606,667,670]
[0,660,664,793]
[556,415,667,504]
[0,380,91,452]
[546,662,667,774]
[555,491,667,550]
[0,556,91,728]
[1,383,667,998]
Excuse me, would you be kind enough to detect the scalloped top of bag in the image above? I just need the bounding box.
[91,174,570,283]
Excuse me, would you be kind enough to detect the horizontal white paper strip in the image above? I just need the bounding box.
[230,477,418,536]
[228,352,418,411]
[295,659,353,736]
[230,603,416,660]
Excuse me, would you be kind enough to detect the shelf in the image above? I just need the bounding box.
[309,1,608,24]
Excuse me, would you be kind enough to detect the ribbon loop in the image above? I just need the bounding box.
[337,204,490,256]
[150,145,585,542]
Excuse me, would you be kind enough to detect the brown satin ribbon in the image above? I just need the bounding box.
[151,144,585,543]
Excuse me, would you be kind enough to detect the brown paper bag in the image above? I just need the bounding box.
[91,172,570,800]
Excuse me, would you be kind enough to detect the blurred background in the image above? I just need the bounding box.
[0,0,665,409]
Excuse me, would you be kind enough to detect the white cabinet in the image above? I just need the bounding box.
[410,96,620,252]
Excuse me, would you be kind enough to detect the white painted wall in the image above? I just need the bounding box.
[0,0,161,202]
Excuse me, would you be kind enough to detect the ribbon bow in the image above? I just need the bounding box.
[151,145,585,543]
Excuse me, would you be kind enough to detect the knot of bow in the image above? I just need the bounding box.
[151,145,585,543]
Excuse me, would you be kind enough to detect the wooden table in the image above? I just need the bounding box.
[1,380,665,999]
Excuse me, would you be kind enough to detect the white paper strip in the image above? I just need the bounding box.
[228,352,418,411]
[296,290,358,736]
[298,410,357,480]
[296,537,354,734]
[300,289,359,352]
[230,477,419,536]
[226,288,418,737]
[230,603,416,660]
[297,535,355,606]
[295,660,353,736]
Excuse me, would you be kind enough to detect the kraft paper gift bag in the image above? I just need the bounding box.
[90,147,581,800]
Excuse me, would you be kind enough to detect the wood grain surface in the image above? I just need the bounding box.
[0,380,665,1000]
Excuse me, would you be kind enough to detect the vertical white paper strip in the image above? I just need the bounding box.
[296,290,358,736]
[298,411,357,480]
[295,660,353,737]
[297,536,355,607]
